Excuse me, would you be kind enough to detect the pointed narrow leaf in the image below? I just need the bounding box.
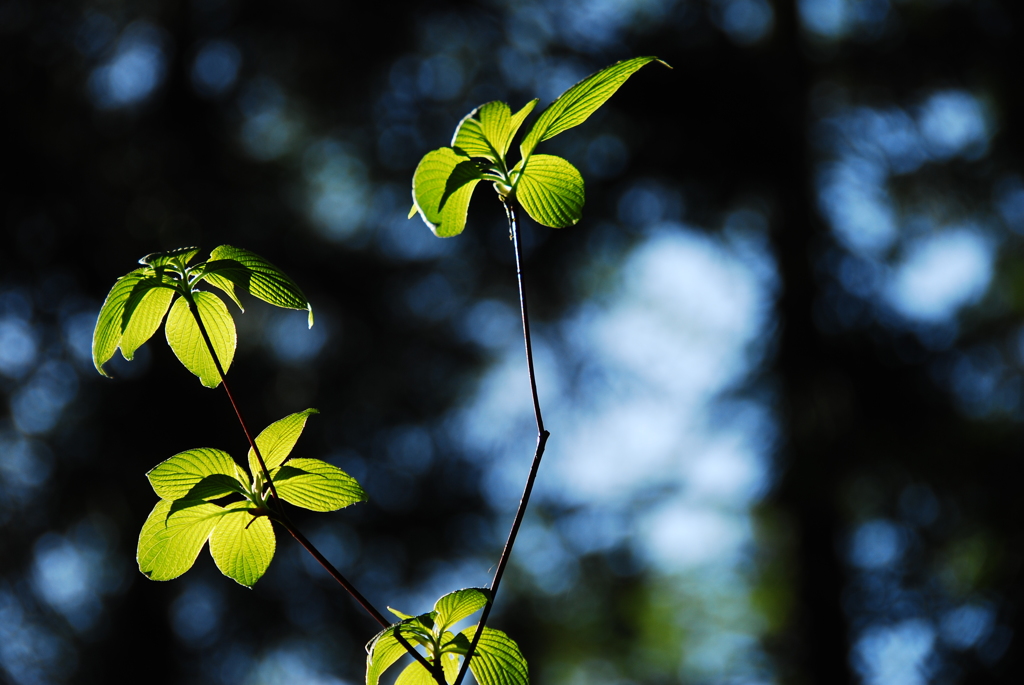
[505,99,539,157]
[138,498,226,581]
[209,501,276,587]
[120,281,177,360]
[395,662,439,685]
[92,269,146,376]
[247,408,319,477]
[520,56,664,159]
[140,246,200,268]
[367,623,431,685]
[206,245,313,327]
[461,626,528,685]
[515,154,585,228]
[272,458,367,512]
[434,588,490,631]
[147,447,247,500]
[165,292,236,388]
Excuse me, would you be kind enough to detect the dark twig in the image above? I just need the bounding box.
[454,198,551,685]
[186,293,436,677]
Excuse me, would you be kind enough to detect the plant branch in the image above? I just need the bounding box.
[185,294,432,671]
[453,198,551,685]
[184,294,279,502]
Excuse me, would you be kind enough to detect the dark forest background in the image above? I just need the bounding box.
[3,0,1024,684]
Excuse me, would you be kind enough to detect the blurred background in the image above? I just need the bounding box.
[3,0,1024,683]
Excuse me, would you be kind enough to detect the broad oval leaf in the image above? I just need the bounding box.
[272,458,367,512]
[92,269,146,376]
[412,147,483,236]
[452,108,495,161]
[434,588,490,631]
[138,498,226,581]
[165,291,236,388]
[366,623,432,685]
[205,245,313,327]
[120,281,177,360]
[460,626,528,685]
[440,650,461,684]
[147,447,247,500]
[247,408,319,478]
[520,56,665,160]
[209,501,276,587]
[515,154,585,228]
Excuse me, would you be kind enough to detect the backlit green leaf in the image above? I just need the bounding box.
[367,623,432,685]
[460,626,528,685]
[205,245,313,327]
[209,500,276,587]
[165,291,236,388]
[147,447,246,501]
[520,56,664,159]
[434,588,489,631]
[515,154,585,228]
[247,408,319,478]
[140,246,200,268]
[138,498,226,581]
[395,661,439,685]
[440,651,461,684]
[505,99,539,157]
[272,458,367,512]
[452,109,495,161]
[93,269,146,376]
[412,147,486,237]
[119,280,177,360]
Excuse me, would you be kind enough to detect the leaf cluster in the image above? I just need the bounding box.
[138,409,366,586]
[366,588,528,685]
[92,245,312,387]
[410,56,667,237]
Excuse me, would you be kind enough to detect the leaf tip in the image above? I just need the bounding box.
[407,204,418,220]
[307,305,314,329]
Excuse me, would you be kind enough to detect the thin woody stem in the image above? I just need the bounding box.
[185,291,435,675]
[184,293,279,502]
[453,198,551,685]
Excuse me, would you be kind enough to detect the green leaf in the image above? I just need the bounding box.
[138,498,226,581]
[119,280,177,360]
[520,56,665,160]
[506,99,539,156]
[209,500,276,587]
[514,154,585,228]
[452,108,496,161]
[452,100,539,162]
[92,269,146,376]
[439,651,461,684]
[367,623,431,685]
[140,246,201,268]
[412,147,486,237]
[165,291,237,388]
[272,458,367,512]
[147,447,247,501]
[460,626,528,685]
[434,588,490,631]
[395,662,438,685]
[247,408,319,477]
[205,245,313,327]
